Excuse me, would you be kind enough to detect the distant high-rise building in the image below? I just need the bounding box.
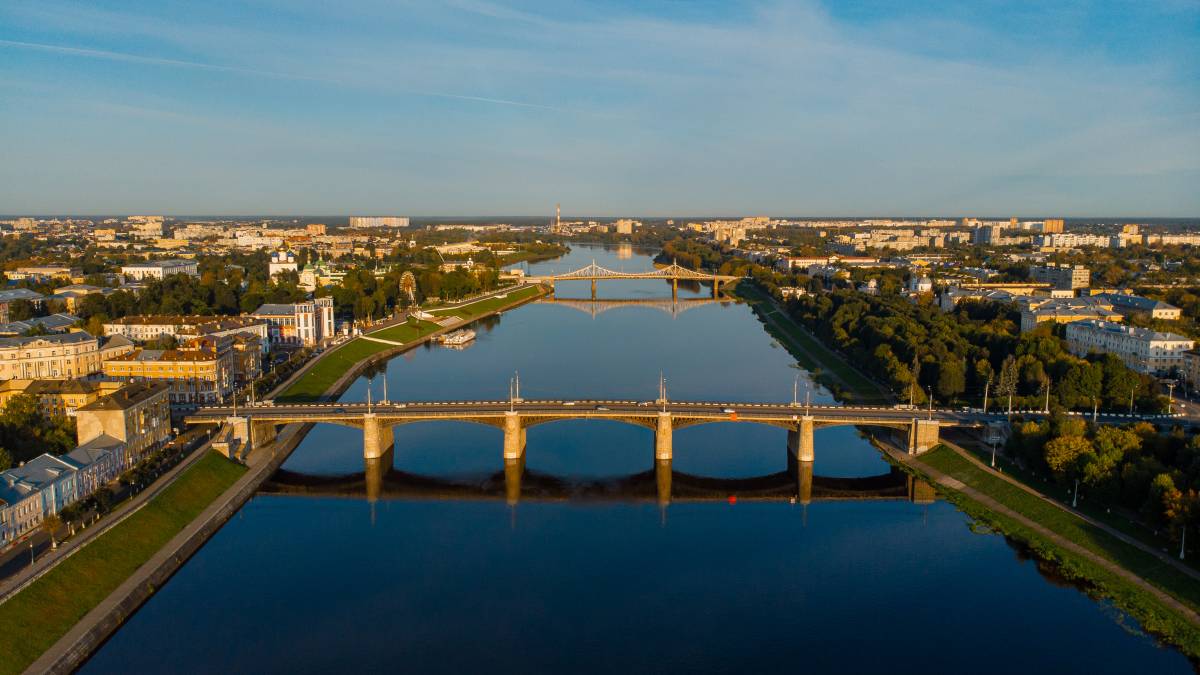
[348,216,409,228]
[1042,218,1065,233]
[306,223,327,236]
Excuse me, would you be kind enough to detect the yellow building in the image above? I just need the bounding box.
[102,336,235,406]
[0,332,133,380]
[0,378,124,418]
[75,382,172,462]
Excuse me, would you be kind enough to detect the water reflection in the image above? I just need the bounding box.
[264,459,932,507]
[78,244,1195,675]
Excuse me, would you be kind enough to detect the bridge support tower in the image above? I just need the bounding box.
[225,416,277,458]
[504,411,526,460]
[908,419,939,455]
[655,412,673,461]
[363,413,394,460]
[786,416,815,462]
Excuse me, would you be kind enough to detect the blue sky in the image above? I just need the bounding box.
[1,0,1197,216]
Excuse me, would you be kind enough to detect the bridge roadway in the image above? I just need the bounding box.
[189,399,1187,506]
[188,399,1001,469]
[524,261,743,299]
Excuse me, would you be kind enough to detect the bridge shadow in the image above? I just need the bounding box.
[261,463,934,505]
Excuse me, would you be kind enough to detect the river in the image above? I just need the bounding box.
[83,244,1191,673]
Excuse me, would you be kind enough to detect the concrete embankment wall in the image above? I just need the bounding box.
[30,285,545,674]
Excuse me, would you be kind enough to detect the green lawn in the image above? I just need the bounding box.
[432,285,542,321]
[919,445,1200,655]
[735,284,890,404]
[0,451,245,675]
[276,338,396,402]
[278,287,541,402]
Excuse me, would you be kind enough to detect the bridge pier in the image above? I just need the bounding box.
[787,416,815,462]
[362,413,394,460]
[365,446,393,502]
[907,419,940,455]
[225,416,277,458]
[655,412,673,461]
[712,277,720,298]
[504,411,526,460]
[505,456,524,506]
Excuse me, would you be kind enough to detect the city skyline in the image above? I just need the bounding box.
[1,0,1198,216]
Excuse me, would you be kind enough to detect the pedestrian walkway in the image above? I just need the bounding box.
[881,441,1200,625]
[941,438,1200,583]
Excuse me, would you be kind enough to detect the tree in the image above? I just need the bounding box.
[41,513,63,549]
[997,355,1018,413]
[936,357,966,402]
[1044,435,1093,482]
[0,446,10,471]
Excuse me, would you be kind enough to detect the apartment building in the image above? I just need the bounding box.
[0,378,124,418]
[1018,297,1123,333]
[349,216,409,228]
[102,337,235,407]
[1029,263,1090,290]
[120,259,199,280]
[1099,293,1183,320]
[0,332,134,380]
[103,315,269,348]
[1065,320,1193,375]
[75,381,172,461]
[251,297,335,347]
[0,289,46,323]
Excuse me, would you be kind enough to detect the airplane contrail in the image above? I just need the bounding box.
[0,38,563,111]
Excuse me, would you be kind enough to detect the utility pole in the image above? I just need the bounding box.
[1168,381,1176,415]
[1044,378,1051,415]
[367,385,372,414]
[1093,397,1098,424]
[792,374,799,407]
[806,386,811,417]
[1182,526,1188,561]
[383,376,388,404]
[927,388,933,421]
[1129,385,1135,414]
[513,371,522,402]
[983,377,990,414]
[1072,478,1079,508]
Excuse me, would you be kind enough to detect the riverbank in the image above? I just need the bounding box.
[278,284,543,402]
[738,279,1200,658]
[887,441,1200,659]
[14,282,547,673]
[0,452,246,675]
[734,283,891,404]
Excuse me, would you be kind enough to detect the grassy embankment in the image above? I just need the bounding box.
[0,452,245,675]
[734,283,890,404]
[919,445,1200,657]
[731,280,1200,656]
[278,285,543,402]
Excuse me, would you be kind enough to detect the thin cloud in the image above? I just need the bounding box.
[0,38,563,111]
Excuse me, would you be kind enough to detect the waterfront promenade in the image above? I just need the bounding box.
[9,284,546,675]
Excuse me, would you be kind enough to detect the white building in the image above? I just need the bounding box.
[251,297,336,347]
[269,251,299,277]
[349,216,409,228]
[120,259,199,280]
[1065,320,1193,375]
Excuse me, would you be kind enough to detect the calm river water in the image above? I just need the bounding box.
[83,244,1191,673]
